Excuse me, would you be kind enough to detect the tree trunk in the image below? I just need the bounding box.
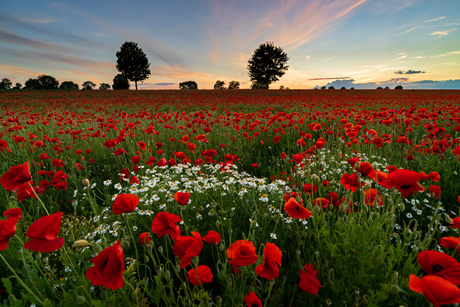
[135,80,138,90]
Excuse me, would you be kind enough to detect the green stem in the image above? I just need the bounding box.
[0,253,44,306]
[28,181,49,215]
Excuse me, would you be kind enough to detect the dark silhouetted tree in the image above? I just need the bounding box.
[113,74,130,90]
[395,85,403,90]
[24,78,41,89]
[328,86,335,90]
[116,41,151,90]
[37,75,59,89]
[82,81,96,90]
[376,86,383,90]
[247,42,289,89]
[0,78,12,90]
[214,80,225,90]
[13,83,22,90]
[321,86,326,90]
[99,83,111,90]
[60,81,79,90]
[227,80,240,90]
[279,85,284,90]
[179,81,198,90]
[384,86,390,90]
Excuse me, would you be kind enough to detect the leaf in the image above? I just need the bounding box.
[1,278,12,294]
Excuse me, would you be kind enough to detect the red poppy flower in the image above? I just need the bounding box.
[440,237,460,255]
[340,173,363,192]
[112,194,139,215]
[137,141,147,150]
[255,243,282,280]
[386,165,398,173]
[86,241,124,290]
[245,291,262,307]
[408,275,460,307]
[3,208,23,221]
[252,163,258,168]
[151,211,182,240]
[417,250,460,285]
[174,191,190,205]
[284,198,311,219]
[292,154,303,164]
[16,181,44,202]
[450,217,460,229]
[355,162,373,177]
[145,156,156,166]
[386,169,425,197]
[24,212,64,253]
[114,148,127,157]
[173,231,203,268]
[158,158,167,167]
[273,135,281,144]
[347,157,359,166]
[298,263,322,295]
[0,162,32,191]
[139,232,151,246]
[313,198,330,209]
[0,216,19,251]
[168,158,177,166]
[453,145,460,155]
[227,240,258,267]
[302,183,317,195]
[373,137,383,148]
[203,230,221,245]
[187,265,213,286]
[364,189,384,206]
[430,185,441,199]
[131,155,141,165]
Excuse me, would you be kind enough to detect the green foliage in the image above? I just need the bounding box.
[247,42,289,89]
[99,83,111,90]
[228,80,240,90]
[0,78,12,90]
[395,85,404,90]
[23,78,41,89]
[82,81,96,90]
[116,41,151,90]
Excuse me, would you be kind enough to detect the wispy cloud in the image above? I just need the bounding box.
[19,17,57,24]
[305,55,311,59]
[90,32,106,37]
[308,77,351,80]
[0,64,44,80]
[394,70,425,74]
[430,50,460,58]
[324,55,337,61]
[394,52,407,60]
[424,16,446,23]
[430,28,457,38]
[398,26,417,35]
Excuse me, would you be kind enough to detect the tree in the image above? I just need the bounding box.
[395,85,404,90]
[99,83,111,90]
[228,80,240,90]
[13,83,22,90]
[328,86,335,90]
[113,74,130,90]
[247,42,289,89]
[82,81,96,90]
[0,78,12,90]
[116,41,151,90]
[279,85,284,90]
[214,80,226,90]
[60,81,79,90]
[24,78,41,89]
[37,75,59,89]
[341,86,346,90]
[179,81,198,90]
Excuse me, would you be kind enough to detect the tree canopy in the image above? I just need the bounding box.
[214,80,225,90]
[179,81,198,90]
[37,75,59,89]
[60,81,79,90]
[0,78,12,90]
[82,81,96,90]
[247,42,289,89]
[99,83,111,90]
[24,78,41,89]
[228,80,240,90]
[116,41,151,90]
[113,74,130,90]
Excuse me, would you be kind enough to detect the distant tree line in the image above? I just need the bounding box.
[0,74,132,91]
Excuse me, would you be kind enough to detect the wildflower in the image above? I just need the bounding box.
[255,243,282,280]
[187,265,213,286]
[227,240,258,267]
[86,241,124,290]
[24,212,64,253]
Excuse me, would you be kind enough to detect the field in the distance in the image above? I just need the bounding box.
[0,89,460,307]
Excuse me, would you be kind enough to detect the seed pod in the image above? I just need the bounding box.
[72,240,90,248]
[76,296,86,305]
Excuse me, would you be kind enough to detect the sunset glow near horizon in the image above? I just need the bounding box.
[1,0,459,90]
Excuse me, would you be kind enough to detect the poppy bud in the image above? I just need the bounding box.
[326,299,332,306]
[228,228,232,234]
[72,240,90,248]
[216,296,222,305]
[364,182,372,189]
[361,203,368,212]
[311,174,320,182]
[155,266,163,275]
[192,256,199,267]
[445,215,453,224]
[215,220,221,228]
[144,255,149,263]
[363,295,370,301]
[372,162,379,170]
[219,242,225,252]
[398,201,405,212]
[72,200,78,207]
[122,241,130,250]
[158,246,163,254]
[165,270,171,279]
[269,279,275,286]
[82,179,90,187]
[313,205,321,216]
[342,215,348,224]
[354,161,360,169]
[42,257,48,263]
[100,290,107,300]
[296,250,301,256]
[76,296,86,305]
[142,277,149,287]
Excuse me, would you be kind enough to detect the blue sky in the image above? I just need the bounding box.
[1,0,459,89]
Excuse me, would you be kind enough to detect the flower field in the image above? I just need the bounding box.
[1,89,460,306]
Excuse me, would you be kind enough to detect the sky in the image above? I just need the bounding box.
[1,0,459,90]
